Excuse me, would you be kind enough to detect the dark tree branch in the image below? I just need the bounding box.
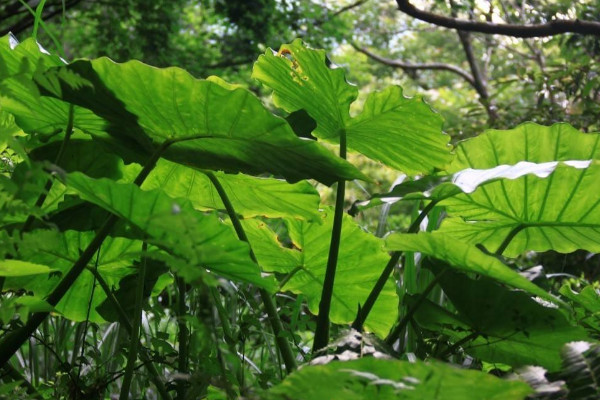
[396,0,600,38]
[455,30,498,123]
[352,43,476,87]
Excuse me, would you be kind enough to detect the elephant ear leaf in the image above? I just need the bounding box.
[243,211,398,337]
[437,123,600,256]
[253,39,452,175]
[266,358,532,400]
[34,57,364,185]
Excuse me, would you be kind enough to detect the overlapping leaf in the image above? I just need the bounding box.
[266,358,532,400]
[252,39,452,174]
[243,212,397,336]
[385,232,560,305]
[142,159,321,220]
[33,58,363,185]
[411,268,589,371]
[62,172,272,289]
[0,35,105,140]
[4,231,139,322]
[436,123,600,256]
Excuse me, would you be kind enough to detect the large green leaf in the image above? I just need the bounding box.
[447,123,600,172]
[34,58,364,185]
[353,160,571,213]
[4,231,140,322]
[141,159,321,220]
[437,123,600,256]
[385,232,561,305]
[243,212,397,336]
[412,268,589,371]
[62,172,272,289]
[266,358,532,400]
[252,39,452,174]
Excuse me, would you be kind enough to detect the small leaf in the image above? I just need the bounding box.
[0,259,54,276]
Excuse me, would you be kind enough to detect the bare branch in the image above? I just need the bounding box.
[455,30,498,123]
[314,0,369,27]
[396,0,600,38]
[352,43,476,87]
[331,0,369,19]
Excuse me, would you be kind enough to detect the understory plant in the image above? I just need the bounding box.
[0,34,599,399]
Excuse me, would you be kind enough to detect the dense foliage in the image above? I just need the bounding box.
[1,2,600,399]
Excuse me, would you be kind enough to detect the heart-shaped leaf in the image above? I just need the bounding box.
[243,212,397,336]
[252,39,452,174]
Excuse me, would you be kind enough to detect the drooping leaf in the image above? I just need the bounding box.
[62,172,272,289]
[385,232,561,305]
[252,39,452,174]
[34,58,364,185]
[243,211,397,336]
[0,74,108,140]
[141,159,321,221]
[266,358,532,400]
[412,267,589,371]
[437,123,600,256]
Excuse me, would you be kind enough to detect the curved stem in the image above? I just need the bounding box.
[352,200,437,331]
[313,130,347,352]
[205,171,297,373]
[119,242,148,400]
